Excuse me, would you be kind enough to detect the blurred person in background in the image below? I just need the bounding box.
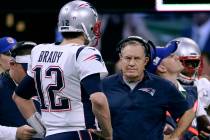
[173,37,210,140]
[201,51,210,120]
[202,52,210,81]
[0,37,16,72]
[147,41,197,140]
[182,13,210,53]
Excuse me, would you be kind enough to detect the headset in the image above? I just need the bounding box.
[116,36,156,65]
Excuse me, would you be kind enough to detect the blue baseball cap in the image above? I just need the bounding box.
[0,37,17,53]
[147,41,178,74]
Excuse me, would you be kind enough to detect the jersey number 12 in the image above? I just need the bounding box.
[33,66,71,112]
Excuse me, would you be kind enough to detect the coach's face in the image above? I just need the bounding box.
[120,44,149,82]
[9,61,26,84]
[0,54,11,71]
[160,53,184,74]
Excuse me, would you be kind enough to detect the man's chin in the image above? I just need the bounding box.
[125,74,138,80]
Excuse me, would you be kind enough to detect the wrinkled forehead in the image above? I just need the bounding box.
[121,42,146,56]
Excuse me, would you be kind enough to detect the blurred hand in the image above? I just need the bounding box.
[16,125,36,140]
[164,124,175,135]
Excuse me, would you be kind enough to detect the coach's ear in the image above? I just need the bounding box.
[9,59,16,67]
[144,57,149,66]
[157,63,167,73]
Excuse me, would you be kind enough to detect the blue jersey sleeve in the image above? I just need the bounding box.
[15,75,37,99]
[80,73,102,95]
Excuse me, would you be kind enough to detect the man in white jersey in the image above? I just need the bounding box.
[12,1,112,140]
[200,52,210,114]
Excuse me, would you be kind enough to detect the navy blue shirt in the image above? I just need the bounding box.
[183,85,197,108]
[0,72,41,127]
[102,72,189,140]
[0,72,26,127]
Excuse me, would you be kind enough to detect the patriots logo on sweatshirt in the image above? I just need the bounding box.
[138,88,156,96]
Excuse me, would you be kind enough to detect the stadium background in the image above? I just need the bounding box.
[0,0,207,46]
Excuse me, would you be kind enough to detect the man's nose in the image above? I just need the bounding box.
[128,58,136,65]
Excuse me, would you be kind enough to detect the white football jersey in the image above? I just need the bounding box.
[27,43,108,136]
[194,78,210,109]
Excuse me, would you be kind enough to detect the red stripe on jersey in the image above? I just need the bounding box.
[83,54,96,61]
